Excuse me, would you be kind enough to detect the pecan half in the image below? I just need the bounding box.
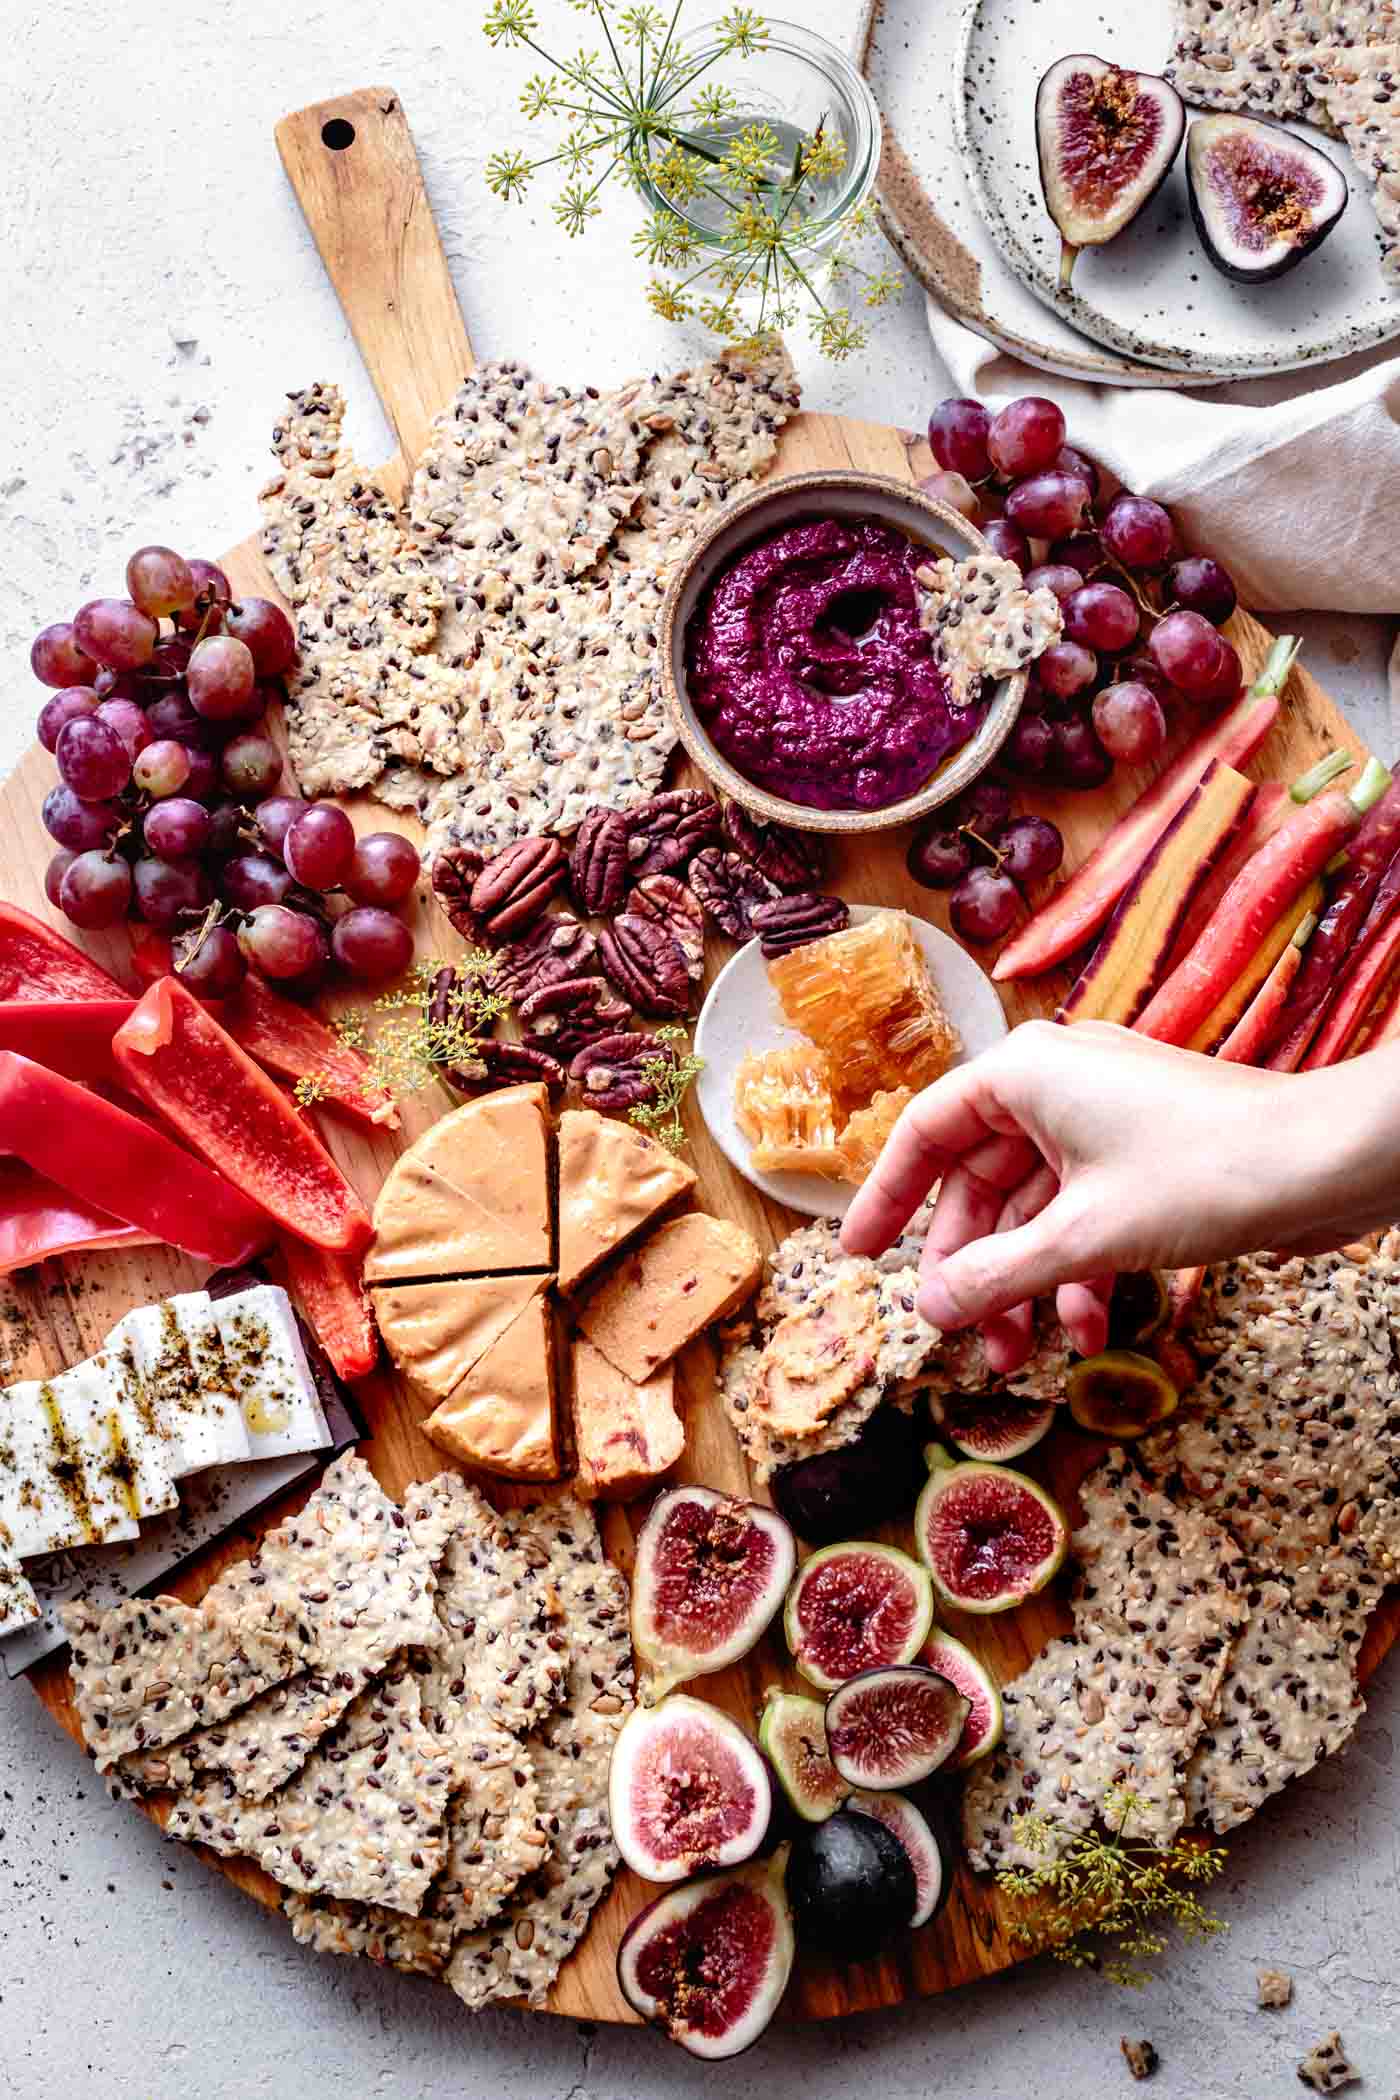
[721,801,828,892]
[568,1031,674,1110]
[598,915,691,1019]
[470,835,568,941]
[630,874,705,982]
[751,891,850,959]
[446,1039,565,1092]
[518,975,630,1061]
[689,848,778,941]
[625,788,721,878]
[490,911,599,1005]
[431,847,487,943]
[568,805,630,916]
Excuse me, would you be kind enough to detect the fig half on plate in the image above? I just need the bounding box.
[1036,55,1186,286]
[1187,114,1347,283]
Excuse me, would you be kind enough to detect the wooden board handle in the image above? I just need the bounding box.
[275,88,474,465]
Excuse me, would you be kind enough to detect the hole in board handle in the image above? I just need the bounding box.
[322,118,356,150]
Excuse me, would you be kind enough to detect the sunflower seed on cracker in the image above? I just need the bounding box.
[1072,1452,1252,1655]
[915,554,1063,708]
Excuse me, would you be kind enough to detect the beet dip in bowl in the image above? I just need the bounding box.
[661,472,1029,834]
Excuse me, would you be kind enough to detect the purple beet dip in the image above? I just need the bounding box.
[684,516,986,810]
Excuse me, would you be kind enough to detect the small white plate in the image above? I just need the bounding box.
[693,904,1009,1220]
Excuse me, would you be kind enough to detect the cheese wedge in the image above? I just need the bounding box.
[105,1292,251,1478]
[374,1272,551,1409]
[572,1337,683,1501]
[57,1354,178,1524]
[556,1109,697,1296]
[0,1522,39,1638]
[423,1290,560,1480]
[212,1285,332,1461]
[0,1376,140,1555]
[576,1213,762,1382]
[365,1084,552,1284]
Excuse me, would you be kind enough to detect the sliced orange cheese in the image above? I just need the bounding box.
[423,1290,560,1481]
[365,1083,552,1283]
[577,1212,761,1382]
[556,1108,696,1296]
[572,1336,683,1502]
[372,1272,551,1407]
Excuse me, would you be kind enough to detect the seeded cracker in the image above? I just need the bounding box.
[64,1593,311,1771]
[167,1665,451,1913]
[1294,43,1400,284]
[914,555,1063,709]
[1072,1452,1252,1655]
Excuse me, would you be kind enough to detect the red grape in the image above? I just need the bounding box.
[992,814,1064,884]
[174,558,232,634]
[1198,637,1244,707]
[906,825,974,889]
[1005,471,1092,542]
[182,745,219,801]
[126,546,196,618]
[332,906,414,981]
[951,865,1023,943]
[1049,532,1105,577]
[980,518,1030,572]
[919,470,979,522]
[147,636,194,682]
[1037,639,1098,700]
[1024,563,1085,604]
[950,778,1014,830]
[133,739,193,798]
[95,696,152,759]
[37,686,100,753]
[1051,714,1113,789]
[1119,650,1172,700]
[205,800,246,857]
[284,803,355,889]
[222,852,294,911]
[1092,681,1168,765]
[222,733,283,800]
[223,598,297,677]
[238,904,326,980]
[255,795,307,857]
[44,850,76,909]
[1149,609,1229,696]
[132,855,211,930]
[174,923,246,996]
[58,850,133,929]
[1063,581,1140,653]
[31,622,98,689]
[987,396,1066,479]
[42,784,118,851]
[147,691,208,746]
[72,597,158,672]
[1055,443,1100,498]
[927,398,993,482]
[188,634,257,721]
[144,797,212,859]
[57,715,132,801]
[1002,713,1054,775]
[1168,556,1237,626]
[343,831,421,907]
[1101,493,1174,570]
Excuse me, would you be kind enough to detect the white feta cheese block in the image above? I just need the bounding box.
[82,1342,180,1521]
[0,1375,140,1555]
[41,1361,152,1540]
[212,1285,332,1461]
[105,1292,252,1478]
[0,1522,40,1639]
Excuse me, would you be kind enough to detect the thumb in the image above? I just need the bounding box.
[916,1188,1098,1331]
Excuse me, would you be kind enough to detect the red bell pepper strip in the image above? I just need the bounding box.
[1214,909,1318,1064]
[0,902,127,1001]
[993,638,1298,982]
[0,1159,158,1274]
[277,1231,380,1379]
[111,978,373,1254]
[0,1051,270,1266]
[128,925,175,987]
[1300,907,1400,1068]
[0,998,134,1081]
[1134,757,1391,1047]
[223,974,399,1132]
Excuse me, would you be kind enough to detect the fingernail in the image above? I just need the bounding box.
[917,1273,959,1328]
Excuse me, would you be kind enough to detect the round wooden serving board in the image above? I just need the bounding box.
[13,88,1399,2026]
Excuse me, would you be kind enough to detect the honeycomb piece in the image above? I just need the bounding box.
[767,912,960,1101]
[835,1087,913,1183]
[733,1046,845,1177]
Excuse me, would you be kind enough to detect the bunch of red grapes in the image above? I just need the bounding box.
[906,778,1064,942]
[31,548,420,996]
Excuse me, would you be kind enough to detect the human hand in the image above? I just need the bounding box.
[840,1018,1397,1373]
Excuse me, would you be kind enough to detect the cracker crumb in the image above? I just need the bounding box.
[1258,1966,1294,2007]
[1121,2037,1160,2081]
[1298,2032,1360,2093]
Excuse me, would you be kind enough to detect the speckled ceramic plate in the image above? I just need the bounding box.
[954,0,1400,378]
[693,904,1008,1221]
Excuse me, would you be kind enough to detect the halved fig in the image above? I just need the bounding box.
[759,1687,846,1824]
[824,1663,969,1788]
[938,1390,1057,1463]
[770,1403,924,1544]
[783,1541,934,1692]
[1187,114,1347,283]
[618,1851,795,2058]
[846,1790,944,1928]
[609,1695,773,1882]
[632,1485,796,1700]
[785,1808,916,1956]
[1066,1348,1179,1439]
[1108,1269,1169,1349]
[914,1445,1068,1614]
[1037,55,1186,286]
[921,1630,1004,1769]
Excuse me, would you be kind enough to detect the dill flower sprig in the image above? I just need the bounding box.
[294,954,508,1108]
[628,1023,704,1152]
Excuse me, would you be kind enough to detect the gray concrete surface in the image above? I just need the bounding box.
[2,3,1397,2094]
